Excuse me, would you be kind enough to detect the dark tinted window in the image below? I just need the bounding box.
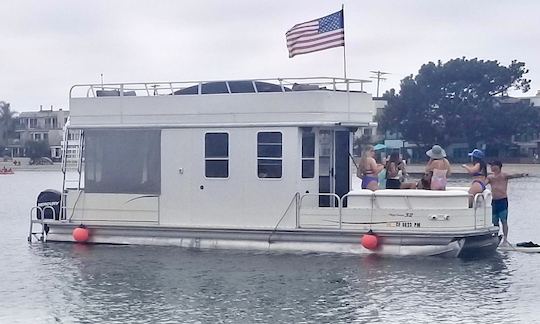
[205,133,228,158]
[202,82,229,94]
[302,131,315,178]
[228,81,255,93]
[257,132,282,178]
[205,133,229,178]
[302,160,315,178]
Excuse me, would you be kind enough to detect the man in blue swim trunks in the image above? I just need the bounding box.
[486,160,527,246]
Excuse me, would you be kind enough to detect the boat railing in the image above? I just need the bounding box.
[298,191,490,230]
[69,77,371,99]
[269,192,300,243]
[473,192,489,229]
[299,193,342,229]
[27,206,55,243]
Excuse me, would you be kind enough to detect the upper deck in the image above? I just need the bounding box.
[69,77,375,129]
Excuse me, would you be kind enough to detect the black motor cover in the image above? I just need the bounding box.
[37,189,61,220]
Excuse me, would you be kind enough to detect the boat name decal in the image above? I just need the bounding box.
[389,212,414,217]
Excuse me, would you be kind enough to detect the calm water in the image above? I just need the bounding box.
[2,172,540,323]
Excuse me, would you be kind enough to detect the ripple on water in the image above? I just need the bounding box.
[1,172,540,323]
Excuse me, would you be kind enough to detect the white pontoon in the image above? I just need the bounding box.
[28,77,499,257]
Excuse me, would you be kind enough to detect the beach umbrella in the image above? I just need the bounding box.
[373,144,386,151]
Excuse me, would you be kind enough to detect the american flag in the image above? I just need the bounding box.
[286,10,345,58]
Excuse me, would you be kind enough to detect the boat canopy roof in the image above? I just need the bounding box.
[68,77,375,129]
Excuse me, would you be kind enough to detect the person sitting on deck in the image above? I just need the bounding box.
[400,171,432,190]
[461,149,488,206]
[425,145,451,190]
[357,145,384,191]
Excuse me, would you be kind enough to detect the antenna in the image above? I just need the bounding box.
[369,70,390,97]
[100,73,104,90]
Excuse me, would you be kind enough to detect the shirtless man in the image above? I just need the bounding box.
[486,160,527,246]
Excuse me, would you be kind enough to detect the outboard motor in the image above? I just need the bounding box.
[37,189,61,220]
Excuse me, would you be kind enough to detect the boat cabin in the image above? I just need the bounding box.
[64,78,375,229]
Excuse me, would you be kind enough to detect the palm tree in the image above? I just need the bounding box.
[0,101,17,147]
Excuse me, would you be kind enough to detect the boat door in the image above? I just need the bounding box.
[160,129,194,225]
[318,129,350,207]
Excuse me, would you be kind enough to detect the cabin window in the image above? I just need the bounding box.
[84,129,161,194]
[302,131,315,178]
[205,132,229,178]
[257,132,282,178]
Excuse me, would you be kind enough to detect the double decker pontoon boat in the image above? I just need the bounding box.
[28,77,499,257]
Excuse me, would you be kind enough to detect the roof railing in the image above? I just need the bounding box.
[70,77,371,98]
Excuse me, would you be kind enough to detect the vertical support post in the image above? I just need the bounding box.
[342,4,347,81]
[295,192,300,229]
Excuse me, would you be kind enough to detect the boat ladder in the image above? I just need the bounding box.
[27,206,55,243]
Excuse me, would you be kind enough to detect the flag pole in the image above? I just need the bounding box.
[342,4,347,80]
[342,4,351,121]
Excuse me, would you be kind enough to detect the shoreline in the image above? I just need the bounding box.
[1,162,537,176]
[405,163,537,176]
[0,162,62,172]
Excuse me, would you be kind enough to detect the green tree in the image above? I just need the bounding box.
[378,58,535,149]
[0,101,17,146]
[24,140,50,160]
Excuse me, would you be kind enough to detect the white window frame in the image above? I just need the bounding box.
[301,131,315,179]
[204,131,230,179]
[257,130,283,179]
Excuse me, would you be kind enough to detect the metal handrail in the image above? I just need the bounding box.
[299,193,341,228]
[268,192,300,243]
[70,77,372,98]
[298,190,486,230]
[472,193,486,229]
[28,206,56,242]
[341,192,376,228]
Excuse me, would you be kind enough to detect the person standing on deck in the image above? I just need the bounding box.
[461,149,488,206]
[486,160,528,246]
[385,152,408,189]
[425,145,451,190]
[357,145,384,191]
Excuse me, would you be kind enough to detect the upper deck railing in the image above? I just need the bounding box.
[69,77,371,99]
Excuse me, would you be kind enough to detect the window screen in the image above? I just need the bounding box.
[84,129,161,194]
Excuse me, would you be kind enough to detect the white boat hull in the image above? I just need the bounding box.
[43,222,499,258]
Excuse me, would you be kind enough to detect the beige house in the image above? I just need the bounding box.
[9,106,69,160]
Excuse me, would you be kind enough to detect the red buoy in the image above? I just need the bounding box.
[361,231,379,250]
[73,226,89,243]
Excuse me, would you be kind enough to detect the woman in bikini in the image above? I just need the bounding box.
[385,152,407,189]
[425,145,451,190]
[461,149,488,205]
[357,145,384,191]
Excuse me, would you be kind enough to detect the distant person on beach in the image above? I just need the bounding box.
[425,145,451,190]
[357,145,384,191]
[486,160,528,246]
[462,149,487,205]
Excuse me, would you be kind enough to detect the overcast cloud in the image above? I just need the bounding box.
[1,0,539,111]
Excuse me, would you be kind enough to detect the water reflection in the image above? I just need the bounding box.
[22,244,521,323]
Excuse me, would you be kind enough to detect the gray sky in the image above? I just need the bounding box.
[1,0,539,111]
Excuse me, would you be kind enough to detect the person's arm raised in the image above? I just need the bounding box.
[461,162,479,174]
[506,172,528,179]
